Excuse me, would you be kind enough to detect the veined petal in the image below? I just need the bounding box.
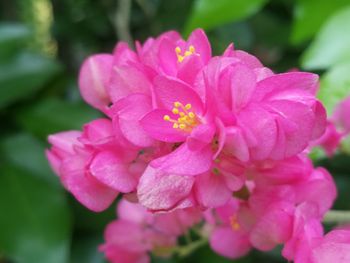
[137,166,194,211]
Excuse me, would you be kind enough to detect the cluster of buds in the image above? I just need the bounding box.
[46,29,350,262]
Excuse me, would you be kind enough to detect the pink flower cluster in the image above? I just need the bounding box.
[46,29,350,262]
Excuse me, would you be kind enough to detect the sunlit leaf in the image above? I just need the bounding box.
[318,62,350,114]
[184,0,268,35]
[291,0,349,44]
[302,6,350,70]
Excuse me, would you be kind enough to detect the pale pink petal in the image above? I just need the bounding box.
[137,166,195,211]
[117,199,148,224]
[48,131,82,154]
[78,54,113,111]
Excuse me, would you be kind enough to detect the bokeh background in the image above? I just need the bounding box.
[1,0,350,262]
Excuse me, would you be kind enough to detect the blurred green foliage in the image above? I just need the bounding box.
[0,0,350,262]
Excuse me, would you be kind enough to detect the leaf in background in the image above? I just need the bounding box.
[302,6,350,70]
[0,52,61,108]
[291,0,349,45]
[184,0,268,36]
[0,165,71,263]
[16,98,101,138]
[318,62,350,114]
[0,133,59,187]
[0,23,32,58]
[70,234,106,263]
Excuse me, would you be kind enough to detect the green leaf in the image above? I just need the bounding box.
[16,98,101,138]
[0,134,59,187]
[291,0,350,45]
[0,23,32,58]
[0,52,61,108]
[184,0,268,35]
[318,62,350,114]
[302,6,350,70]
[70,234,106,263]
[0,165,71,263]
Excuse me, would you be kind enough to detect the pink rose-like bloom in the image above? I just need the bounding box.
[46,118,151,211]
[100,199,202,263]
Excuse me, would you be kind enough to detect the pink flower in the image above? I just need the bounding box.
[310,227,350,263]
[205,198,251,259]
[333,96,350,134]
[311,121,343,156]
[46,119,149,211]
[100,199,202,263]
[199,53,327,161]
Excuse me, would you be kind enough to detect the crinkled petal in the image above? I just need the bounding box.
[137,166,195,211]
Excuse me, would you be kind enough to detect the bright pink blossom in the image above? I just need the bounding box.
[100,199,202,263]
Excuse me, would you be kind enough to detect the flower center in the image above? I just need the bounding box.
[163,102,199,132]
[229,215,240,231]
[175,45,196,62]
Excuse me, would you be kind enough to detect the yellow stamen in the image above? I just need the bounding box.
[175,45,196,63]
[163,101,200,132]
[230,215,240,231]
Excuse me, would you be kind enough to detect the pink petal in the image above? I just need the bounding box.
[238,104,277,160]
[224,127,249,162]
[113,94,155,147]
[78,54,113,111]
[90,151,138,193]
[194,172,231,208]
[267,100,315,158]
[61,168,118,212]
[250,204,293,251]
[137,166,195,211]
[151,143,212,176]
[117,199,148,225]
[140,109,187,142]
[253,72,319,102]
[108,65,152,102]
[153,76,204,114]
[230,63,256,111]
[48,131,82,154]
[187,124,215,151]
[187,29,211,63]
[210,226,251,259]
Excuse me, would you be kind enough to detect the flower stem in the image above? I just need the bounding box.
[323,210,350,224]
[176,238,208,258]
